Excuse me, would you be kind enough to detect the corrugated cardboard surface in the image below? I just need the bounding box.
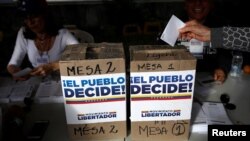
[59,43,127,140]
[130,45,196,141]
[61,43,124,61]
[129,45,187,57]
[131,120,190,141]
[130,45,196,72]
[60,42,126,76]
[60,43,88,61]
[67,121,126,140]
[59,58,125,76]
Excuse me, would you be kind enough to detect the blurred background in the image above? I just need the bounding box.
[0,0,249,72]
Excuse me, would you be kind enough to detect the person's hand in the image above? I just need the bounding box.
[179,20,211,42]
[30,63,54,76]
[213,68,226,83]
[7,65,30,81]
[243,64,250,74]
[30,62,59,76]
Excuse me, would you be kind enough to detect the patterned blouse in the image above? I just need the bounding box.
[211,27,250,52]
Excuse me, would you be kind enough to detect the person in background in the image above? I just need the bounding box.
[180,0,232,83]
[182,0,223,27]
[7,0,79,81]
[179,20,250,82]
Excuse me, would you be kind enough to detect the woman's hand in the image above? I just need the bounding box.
[179,20,211,42]
[30,62,59,76]
[7,65,30,81]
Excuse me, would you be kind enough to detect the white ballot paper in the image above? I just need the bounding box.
[35,81,63,103]
[202,102,233,125]
[160,15,185,46]
[13,67,32,77]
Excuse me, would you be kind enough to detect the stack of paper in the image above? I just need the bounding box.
[9,84,34,102]
[34,81,63,103]
[202,102,233,125]
[0,86,12,103]
[0,77,42,104]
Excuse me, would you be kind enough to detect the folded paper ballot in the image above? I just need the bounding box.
[13,67,32,77]
[160,15,185,46]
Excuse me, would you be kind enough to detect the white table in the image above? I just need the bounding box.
[194,72,250,125]
[5,71,250,141]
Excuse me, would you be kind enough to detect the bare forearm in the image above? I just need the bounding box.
[7,64,21,75]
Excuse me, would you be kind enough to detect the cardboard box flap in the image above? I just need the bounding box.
[129,45,196,72]
[87,42,124,59]
[130,45,187,54]
[131,47,195,61]
[61,43,124,61]
[61,43,88,61]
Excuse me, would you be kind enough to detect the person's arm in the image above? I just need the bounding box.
[179,20,211,42]
[7,27,28,79]
[210,28,223,48]
[179,20,250,52]
[30,29,78,76]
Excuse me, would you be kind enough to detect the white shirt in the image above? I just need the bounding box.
[8,27,79,67]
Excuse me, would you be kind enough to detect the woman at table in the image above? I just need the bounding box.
[7,0,79,80]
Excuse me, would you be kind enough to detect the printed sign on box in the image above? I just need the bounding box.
[59,43,127,141]
[130,45,196,141]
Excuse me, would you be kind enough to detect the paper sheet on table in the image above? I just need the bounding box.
[36,81,62,97]
[191,102,207,124]
[9,84,33,102]
[202,102,233,125]
[35,81,63,103]
[160,15,185,46]
[191,102,208,133]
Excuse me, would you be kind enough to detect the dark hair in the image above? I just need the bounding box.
[22,13,61,40]
[17,0,61,39]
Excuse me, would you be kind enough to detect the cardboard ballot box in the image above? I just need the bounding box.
[59,43,127,140]
[129,45,196,141]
